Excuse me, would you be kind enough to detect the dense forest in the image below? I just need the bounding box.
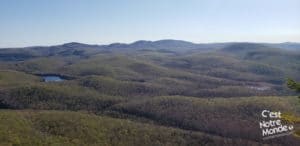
[0,40,300,145]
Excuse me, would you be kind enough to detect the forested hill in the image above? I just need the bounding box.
[0,40,300,145]
[0,40,299,97]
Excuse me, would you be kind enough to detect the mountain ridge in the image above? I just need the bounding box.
[1,40,300,50]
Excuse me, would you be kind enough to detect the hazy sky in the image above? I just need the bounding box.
[0,0,300,47]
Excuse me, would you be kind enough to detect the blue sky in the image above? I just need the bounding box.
[0,0,300,47]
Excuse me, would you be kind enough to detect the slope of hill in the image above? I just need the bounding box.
[1,110,261,146]
[0,40,300,145]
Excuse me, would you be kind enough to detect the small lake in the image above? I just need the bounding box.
[42,75,65,82]
[248,86,270,91]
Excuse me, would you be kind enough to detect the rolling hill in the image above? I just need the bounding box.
[0,40,300,145]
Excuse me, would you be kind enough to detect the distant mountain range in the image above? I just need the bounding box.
[2,40,300,51]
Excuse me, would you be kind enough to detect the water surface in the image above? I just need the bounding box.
[42,75,65,82]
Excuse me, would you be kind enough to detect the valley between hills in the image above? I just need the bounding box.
[0,40,300,146]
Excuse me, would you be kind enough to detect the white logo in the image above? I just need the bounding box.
[259,110,294,140]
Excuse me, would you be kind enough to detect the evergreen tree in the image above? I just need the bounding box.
[287,78,300,98]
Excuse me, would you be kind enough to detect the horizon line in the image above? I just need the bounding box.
[1,39,300,49]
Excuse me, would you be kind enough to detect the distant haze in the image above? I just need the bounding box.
[0,0,300,47]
